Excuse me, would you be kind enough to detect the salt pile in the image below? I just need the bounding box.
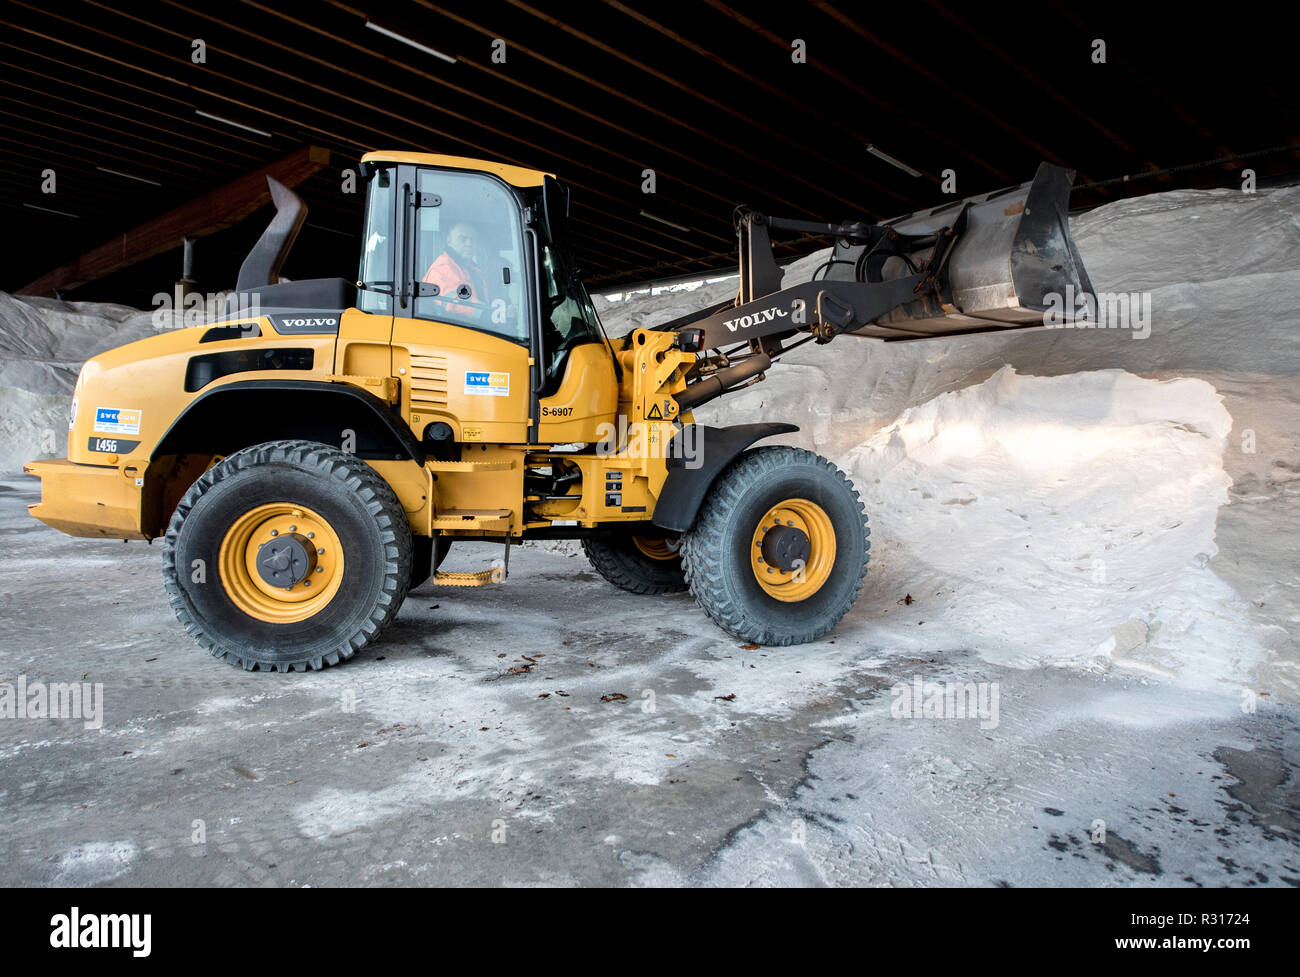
[844,365,1266,692]
[0,294,161,473]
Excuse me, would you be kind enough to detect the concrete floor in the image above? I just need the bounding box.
[1,477,1296,887]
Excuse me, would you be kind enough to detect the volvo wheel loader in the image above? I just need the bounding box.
[25,151,1093,671]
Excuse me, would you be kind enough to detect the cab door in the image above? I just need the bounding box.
[336,163,396,386]
[390,164,533,446]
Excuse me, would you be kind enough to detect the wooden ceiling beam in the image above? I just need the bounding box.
[17,146,330,296]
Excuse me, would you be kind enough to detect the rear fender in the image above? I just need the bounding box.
[151,379,424,463]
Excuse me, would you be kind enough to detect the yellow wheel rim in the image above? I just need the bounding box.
[750,498,836,602]
[633,535,681,561]
[218,503,345,623]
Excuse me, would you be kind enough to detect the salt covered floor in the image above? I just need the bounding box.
[1,473,1295,887]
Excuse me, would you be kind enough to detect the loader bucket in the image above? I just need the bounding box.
[826,163,1095,339]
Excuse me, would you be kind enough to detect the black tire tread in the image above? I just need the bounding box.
[680,446,869,646]
[161,439,412,672]
[582,536,687,595]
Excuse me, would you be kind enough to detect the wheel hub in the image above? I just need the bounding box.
[218,503,345,623]
[633,535,682,561]
[750,498,837,602]
[255,533,317,588]
[760,524,810,572]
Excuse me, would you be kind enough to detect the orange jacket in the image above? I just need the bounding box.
[422,250,487,320]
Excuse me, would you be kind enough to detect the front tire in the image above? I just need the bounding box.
[681,446,869,646]
[162,440,412,671]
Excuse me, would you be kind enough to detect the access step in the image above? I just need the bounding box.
[430,508,513,532]
[429,530,512,587]
[431,568,502,588]
[426,460,515,473]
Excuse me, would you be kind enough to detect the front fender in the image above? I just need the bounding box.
[652,422,799,533]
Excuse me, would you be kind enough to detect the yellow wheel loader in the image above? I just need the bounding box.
[24,151,1093,671]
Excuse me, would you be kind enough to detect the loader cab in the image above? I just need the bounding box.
[352,151,615,446]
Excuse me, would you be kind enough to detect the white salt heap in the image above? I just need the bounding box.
[0,294,160,473]
[844,365,1264,693]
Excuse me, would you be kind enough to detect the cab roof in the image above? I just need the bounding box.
[361,150,551,188]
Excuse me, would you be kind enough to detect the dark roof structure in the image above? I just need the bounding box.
[2,0,1296,304]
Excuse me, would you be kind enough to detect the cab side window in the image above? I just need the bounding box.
[413,169,527,342]
[357,167,394,314]
[537,243,602,395]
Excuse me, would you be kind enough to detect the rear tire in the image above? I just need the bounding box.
[162,440,412,671]
[681,446,869,646]
[583,533,687,595]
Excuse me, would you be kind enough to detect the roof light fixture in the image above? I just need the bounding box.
[365,22,457,64]
[865,144,922,178]
[640,210,690,233]
[195,109,273,138]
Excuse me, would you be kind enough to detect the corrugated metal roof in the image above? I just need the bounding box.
[2,0,1296,303]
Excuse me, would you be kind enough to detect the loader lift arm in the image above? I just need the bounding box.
[666,207,965,411]
[665,162,1094,413]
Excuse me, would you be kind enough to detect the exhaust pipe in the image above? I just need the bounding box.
[235,176,307,291]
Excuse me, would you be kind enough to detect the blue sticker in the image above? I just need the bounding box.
[464,371,510,397]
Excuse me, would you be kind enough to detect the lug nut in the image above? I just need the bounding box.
[315,566,323,573]
[317,547,325,555]
[270,529,279,537]
[289,525,296,531]
[307,532,315,539]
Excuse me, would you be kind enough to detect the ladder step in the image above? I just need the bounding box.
[430,508,513,531]
[426,460,515,473]
[432,568,503,587]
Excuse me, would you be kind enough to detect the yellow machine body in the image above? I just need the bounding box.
[26,136,697,559]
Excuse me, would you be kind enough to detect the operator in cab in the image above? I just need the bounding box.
[423,221,489,320]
